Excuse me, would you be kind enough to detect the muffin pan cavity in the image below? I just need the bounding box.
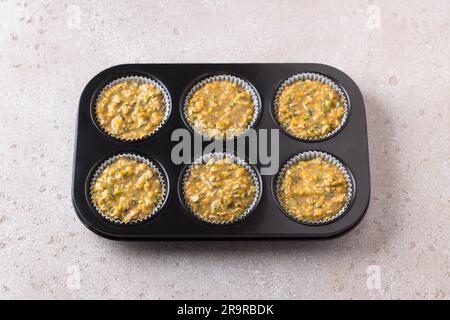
[89,153,169,225]
[273,72,349,142]
[72,63,370,240]
[180,152,262,226]
[182,74,262,140]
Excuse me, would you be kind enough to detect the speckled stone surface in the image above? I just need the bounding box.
[0,0,449,300]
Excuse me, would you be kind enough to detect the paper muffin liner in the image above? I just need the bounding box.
[274,151,354,225]
[182,74,261,140]
[273,72,349,141]
[181,152,262,225]
[94,75,172,141]
[90,153,168,225]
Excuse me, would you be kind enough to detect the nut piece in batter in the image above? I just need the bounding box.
[91,157,164,223]
[96,79,167,140]
[276,79,346,139]
[183,157,257,224]
[277,157,349,223]
[186,80,255,139]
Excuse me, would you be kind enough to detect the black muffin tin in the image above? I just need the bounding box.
[72,63,370,240]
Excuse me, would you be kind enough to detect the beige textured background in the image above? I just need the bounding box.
[0,0,449,300]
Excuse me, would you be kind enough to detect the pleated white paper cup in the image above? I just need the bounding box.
[95,75,172,141]
[90,153,167,225]
[273,72,349,141]
[274,151,354,224]
[181,152,262,225]
[182,75,261,140]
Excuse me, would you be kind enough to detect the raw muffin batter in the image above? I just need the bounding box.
[95,79,166,140]
[91,157,164,223]
[186,80,255,139]
[276,79,345,139]
[278,157,348,223]
[183,157,257,224]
